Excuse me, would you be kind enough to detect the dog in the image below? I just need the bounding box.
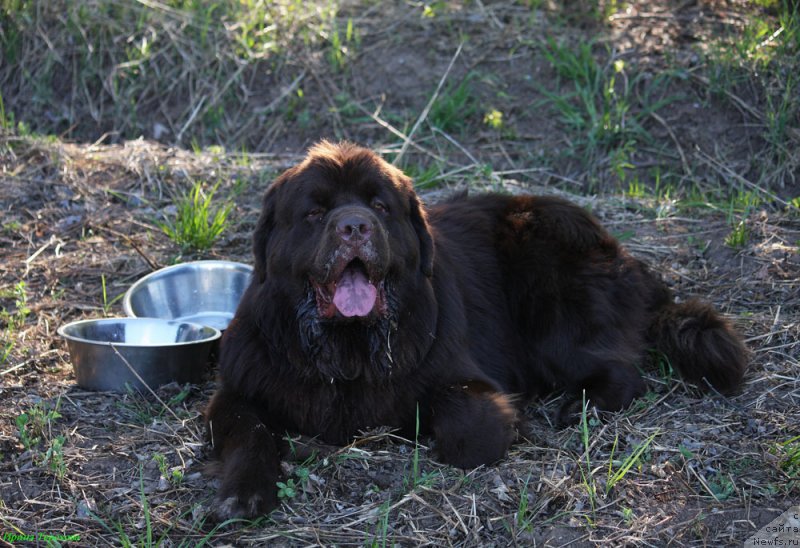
[205,141,747,519]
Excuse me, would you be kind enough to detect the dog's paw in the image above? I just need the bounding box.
[434,387,516,468]
[214,490,277,521]
[211,445,280,521]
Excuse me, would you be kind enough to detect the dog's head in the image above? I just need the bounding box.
[253,140,434,323]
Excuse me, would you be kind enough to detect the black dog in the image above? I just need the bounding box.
[205,141,747,519]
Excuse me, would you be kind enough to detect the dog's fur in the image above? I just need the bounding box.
[205,141,747,519]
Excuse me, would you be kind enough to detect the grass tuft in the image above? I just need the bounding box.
[160,180,233,253]
[1,281,30,365]
[605,431,658,496]
[537,38,677,185]
[724,218,750,249]
[16,398,66,479]
[429,73,480,134]
[773,435,800,492]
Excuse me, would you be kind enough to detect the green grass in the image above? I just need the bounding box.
[724,218,750,249]
[0,281,30,330]
[327,15,357,71]
[605,431,658,496]
[17,402,59,451]
[763,71,798,166]
[704,0,800,187]
[652,350,675,386]
[723,189,760,249]
[515,474,534,532]
[577,393,598,514]
[429,72,480,134]
[706,473,736,502]
[2,338,15,367]
[538,39,676,172]
[773,434,800,492]
[90,463,237,546]
[711,0,799,68]
[621,506,634,525]
[160,180,233,253]
[116,385,192,425]
[0,91,12,130]
[16,398,67,479]
[406,403,423,490]
[101,274,125,316]
[366,498,393,548]
[623,171,773,232]
[42,434,67,480]
[0,0,344,144]
[572,393,659,514]
[153,452,184,486]
[0,281,30,366]
[405,163,444,190]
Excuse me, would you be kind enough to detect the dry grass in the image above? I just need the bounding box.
[1,0,799,545]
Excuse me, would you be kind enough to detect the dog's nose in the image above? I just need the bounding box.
[336,214,373,242]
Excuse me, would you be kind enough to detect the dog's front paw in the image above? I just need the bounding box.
[212,447,280,521]
[433,385,516,469]
[214,490,277,521]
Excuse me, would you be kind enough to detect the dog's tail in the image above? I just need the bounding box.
[648,299,747,394]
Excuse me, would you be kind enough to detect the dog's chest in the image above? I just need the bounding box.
[278,379,413,444]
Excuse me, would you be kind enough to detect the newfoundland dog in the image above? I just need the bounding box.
[206,141,747,519]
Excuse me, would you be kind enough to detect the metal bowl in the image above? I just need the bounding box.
[58,318,221,392]
[123,260,252,331]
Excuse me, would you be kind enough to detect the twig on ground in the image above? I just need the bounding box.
[393,43,463,167]
[695,149,790,207]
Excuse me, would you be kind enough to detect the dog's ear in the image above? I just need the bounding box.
[252,187,278,284]
[409,193,434,277]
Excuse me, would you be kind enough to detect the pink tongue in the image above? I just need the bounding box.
[333,268,377,317]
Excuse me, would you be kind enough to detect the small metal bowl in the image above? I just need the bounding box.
[123,260,252,331]
[58,318,221,392]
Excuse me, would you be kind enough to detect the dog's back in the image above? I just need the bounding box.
[428,193,746,417]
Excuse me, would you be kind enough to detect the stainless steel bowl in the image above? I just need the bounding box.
[58,318,221,392]
[123,260,252,330]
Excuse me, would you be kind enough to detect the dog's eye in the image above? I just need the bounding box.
[306,207,326,220]
[372,199,388,213]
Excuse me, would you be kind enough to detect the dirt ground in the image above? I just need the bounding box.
[1,1,799,546]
